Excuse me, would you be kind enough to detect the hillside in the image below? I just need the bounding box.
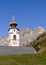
[0,53,46,65]
[29,31,46,52]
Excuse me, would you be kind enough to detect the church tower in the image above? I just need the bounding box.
[8,15,19,46]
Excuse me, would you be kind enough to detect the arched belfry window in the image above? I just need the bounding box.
[13,35,16,40]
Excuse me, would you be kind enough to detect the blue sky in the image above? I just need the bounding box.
[0,0,46,37]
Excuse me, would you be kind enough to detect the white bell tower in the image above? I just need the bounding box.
[8,15,19,46]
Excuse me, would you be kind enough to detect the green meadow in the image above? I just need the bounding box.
[0,53,46,65]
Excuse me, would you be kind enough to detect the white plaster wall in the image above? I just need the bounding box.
[8,29,18,34]
[8,28,19,46]
[9,40,19,46]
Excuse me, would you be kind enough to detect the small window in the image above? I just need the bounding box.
[14,30,15,31]
[13,35,16,40]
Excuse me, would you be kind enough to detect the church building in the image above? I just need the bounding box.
[8,15,19,46]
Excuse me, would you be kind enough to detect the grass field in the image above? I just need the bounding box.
[0,53,46,65]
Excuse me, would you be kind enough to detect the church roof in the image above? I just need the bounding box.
[10,14,17,26]
[0,47,36,55]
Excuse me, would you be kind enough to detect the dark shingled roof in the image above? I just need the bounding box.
[0,47,36,56]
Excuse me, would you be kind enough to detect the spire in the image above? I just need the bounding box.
[12,13,15,21]
[10,13,17,27]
